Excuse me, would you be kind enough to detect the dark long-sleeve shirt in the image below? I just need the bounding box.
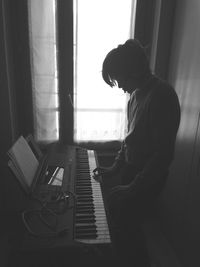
[115,75,181,191]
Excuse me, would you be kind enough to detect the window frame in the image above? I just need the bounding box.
[57,0,74,146]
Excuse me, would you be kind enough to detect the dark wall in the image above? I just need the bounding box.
[135,0,177,80]
[6,0,34,136]
[0,0,14,213]
[158,0,200,265]
[0,0,32,214]
[0,4,29,266]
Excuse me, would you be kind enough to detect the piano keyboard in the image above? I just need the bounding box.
[75,148,111,244]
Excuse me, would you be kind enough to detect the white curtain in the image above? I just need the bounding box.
[74,0,136,142]
[28,0,59,143]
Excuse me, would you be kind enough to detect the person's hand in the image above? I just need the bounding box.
[92,166,114,182]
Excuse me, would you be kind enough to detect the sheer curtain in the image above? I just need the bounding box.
[74,0,136,142]
[28,0,59,143]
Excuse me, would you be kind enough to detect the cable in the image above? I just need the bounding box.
[22,190,76,237]
[22,209,68,237]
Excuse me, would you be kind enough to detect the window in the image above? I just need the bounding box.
[28,0,136,143]
[74,0,136,142]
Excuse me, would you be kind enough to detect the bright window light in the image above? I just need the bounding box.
[74,0,136,142]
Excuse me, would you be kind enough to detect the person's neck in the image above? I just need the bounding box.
[128,72,154,95]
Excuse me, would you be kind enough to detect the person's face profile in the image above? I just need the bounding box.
[115,76,138,94]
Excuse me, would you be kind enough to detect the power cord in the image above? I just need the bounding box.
[22,190,76,237]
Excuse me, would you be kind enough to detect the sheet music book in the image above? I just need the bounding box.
[7,136,39,192]
[8,159,29,193]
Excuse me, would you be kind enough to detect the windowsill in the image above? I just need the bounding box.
[74,140,122,152]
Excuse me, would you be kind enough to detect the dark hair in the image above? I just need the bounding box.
[102,39,150,87]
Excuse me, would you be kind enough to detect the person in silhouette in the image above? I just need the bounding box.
[93,39,181,266]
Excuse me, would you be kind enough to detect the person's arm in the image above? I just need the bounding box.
[93,141,126,179]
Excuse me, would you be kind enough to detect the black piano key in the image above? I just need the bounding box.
[76,229,97,235]
[76,220,96,224]
[76,193,93,201]
[76,205,94,209]
[77,197,93,201]
[77,203,94,207]
[76,193,93,197]
[76,209,94,214]
[77,171,90,176]
[76,206,94,209]
[75,233,98,239]
[77,195,93,199]
[76,202,94,206]
[76,184,92,187]
[76,175,90,178]
[77,167,90,170]
[76,186,91,189]
[75,222,96,228]
[76,201,93,205]
[77,201,93,205]
[76,184,91,187]
[76,213,95,218]
[76,225,97,231]
[76,178,90,181]
[78,198,93,201]
[76,181,90,184]
[76,210,94,215]
[76,187,92,191]
[76,208,95,213]
[76,183,91,185]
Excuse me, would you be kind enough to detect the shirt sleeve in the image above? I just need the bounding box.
[112,141,126,170]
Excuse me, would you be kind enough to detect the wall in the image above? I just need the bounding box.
[0,0,15,212]
[0,0,33,213]
[159,1,200,265]
[0,1,17,266]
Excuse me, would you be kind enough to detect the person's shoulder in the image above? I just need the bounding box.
[152,75,178,100]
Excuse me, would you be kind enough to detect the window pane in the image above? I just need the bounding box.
[74,0,136,142]
[75,109,126,141]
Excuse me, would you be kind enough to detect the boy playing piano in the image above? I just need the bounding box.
[93,39,180,266]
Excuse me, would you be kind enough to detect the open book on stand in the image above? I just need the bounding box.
[7,135,40,194]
